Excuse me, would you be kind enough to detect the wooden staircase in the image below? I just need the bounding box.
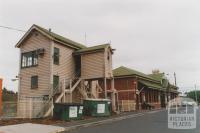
[36,75,113,118]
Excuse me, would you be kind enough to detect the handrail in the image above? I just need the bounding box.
[37,69,81,118]
[36,83,60,118]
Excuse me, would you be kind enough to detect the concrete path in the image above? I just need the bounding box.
[0,123,65,133]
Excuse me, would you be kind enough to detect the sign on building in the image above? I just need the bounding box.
[97,104,105,114]
[69,106,78,118]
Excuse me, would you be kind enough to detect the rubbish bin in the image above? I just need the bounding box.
[83,98,111,117]
[53,103,84,121]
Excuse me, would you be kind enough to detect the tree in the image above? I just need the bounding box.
[186,90,200,103]
[2,87,18,101]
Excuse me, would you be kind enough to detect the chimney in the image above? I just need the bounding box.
[49,28,51,32]
[152,69,160,74]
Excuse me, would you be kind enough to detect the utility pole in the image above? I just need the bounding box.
[174,72,177,86]
[194,84,198,103]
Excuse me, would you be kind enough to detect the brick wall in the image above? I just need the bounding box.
[114,78,136,101]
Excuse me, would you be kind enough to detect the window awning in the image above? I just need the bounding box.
[138,80,163,90]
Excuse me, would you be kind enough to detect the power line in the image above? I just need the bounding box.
[0,25,26,32]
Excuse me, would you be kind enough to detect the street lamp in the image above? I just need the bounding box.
[11,76,20,82]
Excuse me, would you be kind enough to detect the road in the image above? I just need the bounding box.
[67,109,200,133]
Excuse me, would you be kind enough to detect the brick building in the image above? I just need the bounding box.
[112,66,179,112]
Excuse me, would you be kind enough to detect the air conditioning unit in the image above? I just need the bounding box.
[37,48,45,56]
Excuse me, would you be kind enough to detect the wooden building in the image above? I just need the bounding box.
[15,24,116,118]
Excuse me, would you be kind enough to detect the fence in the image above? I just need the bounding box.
[0,101,17,119]
[118,100,136,112]
[17,97,50,119]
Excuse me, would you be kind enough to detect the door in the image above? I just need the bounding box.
[74,55,81,77]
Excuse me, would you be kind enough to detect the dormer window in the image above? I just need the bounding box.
[21,51,38,68]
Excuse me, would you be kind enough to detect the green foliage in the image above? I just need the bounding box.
[2,87,18,101]
[186,90,200,103]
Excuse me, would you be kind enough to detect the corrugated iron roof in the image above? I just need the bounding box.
[138,80,163,90]
[113,66,157,81]
[148,73,164,81]
[74,44,110,55]
[33,24,86,49]
[16,24,87,49]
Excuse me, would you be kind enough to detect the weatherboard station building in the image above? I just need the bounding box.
[16,24,116,118]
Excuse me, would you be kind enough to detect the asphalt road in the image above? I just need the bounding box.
[67,109,200,133]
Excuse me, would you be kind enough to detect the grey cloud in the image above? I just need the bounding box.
[1,0,200,92]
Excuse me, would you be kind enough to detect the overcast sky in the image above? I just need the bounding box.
[0,0,200,93]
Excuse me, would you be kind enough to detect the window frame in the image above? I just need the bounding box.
[53,47,60,65]
[21,50,38,68]
[53,75,59,89]
[31,75,38,89]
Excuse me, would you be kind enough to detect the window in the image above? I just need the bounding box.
[31,76,38,89]
[107,52,110,60]
[53,47,60,65]
[53,75,59,89]
[21,51,38,68]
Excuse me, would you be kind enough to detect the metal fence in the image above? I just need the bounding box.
[1,102,17,119]
[0,97,52,119]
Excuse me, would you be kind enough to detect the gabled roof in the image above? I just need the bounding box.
[113,66,157,81]
[148,73,164,81]
[15,24,86,49]
[73,43,111,55]
[149,73,179,90]
[138,80,163,90]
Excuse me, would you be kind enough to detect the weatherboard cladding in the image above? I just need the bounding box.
[53,42,76,83]
[19,30,51,97]
[18,31,51,118]
[80,46,113,79]
[16,24,116,118]
[81,51,105,79]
